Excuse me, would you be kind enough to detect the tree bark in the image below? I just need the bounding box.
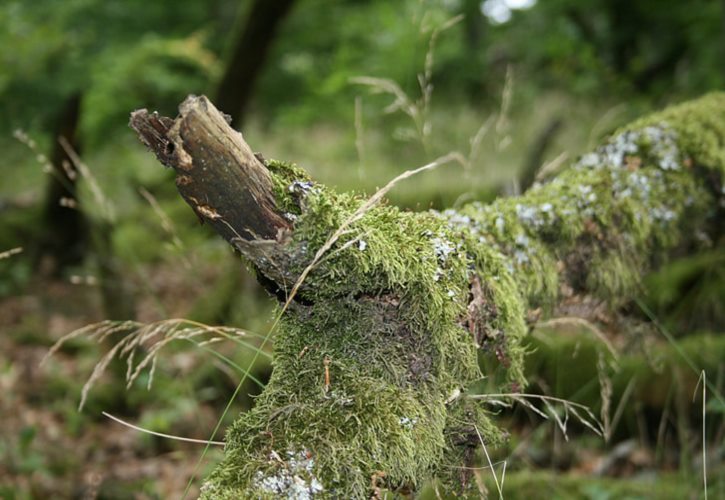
[131,94,725,498]
[39,93,89,274]
[519,116,564,192]
[214,0,297,126]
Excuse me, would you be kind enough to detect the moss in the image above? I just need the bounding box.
[445,92,724,307]
[627,92,725,175]
[206,182,505,496]
[202,94,725,498]
[265,159,315,217]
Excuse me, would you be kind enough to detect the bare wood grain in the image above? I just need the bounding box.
[130,95,292,250]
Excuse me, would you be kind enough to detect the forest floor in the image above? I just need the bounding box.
[2,264,722,499]
[1,270,228,498]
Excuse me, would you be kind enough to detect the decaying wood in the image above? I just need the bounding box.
[129,93,725,498]
[130,96,295,285]
[131,96,290,242]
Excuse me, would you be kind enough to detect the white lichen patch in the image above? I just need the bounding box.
[442,211,472,227]
[399,416,418,430]
[431,236,457,263]
[511,234,533,266]
[438,208,482,234]
[253,450,324,499]
[515,202,557,229]
[572,184,598,217]
[515,204,542,228]
[576,124,681,172]
[433,266,444,282]
[288,180,315,193]
[643,125,681,170]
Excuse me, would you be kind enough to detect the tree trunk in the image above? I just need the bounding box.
[519,116,564,192]
[39,93,89,274]
[214,0,297,126]
[130,94,725,498]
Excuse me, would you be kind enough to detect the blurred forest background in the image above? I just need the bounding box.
[1,0,724,498]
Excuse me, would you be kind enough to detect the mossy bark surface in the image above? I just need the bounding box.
[131,94,725,498]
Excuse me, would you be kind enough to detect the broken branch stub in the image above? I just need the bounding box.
[130,96,293,282]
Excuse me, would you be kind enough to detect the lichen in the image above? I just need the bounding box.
[202,93,725,498]
[266,158,315,217]
[443,93,724,307]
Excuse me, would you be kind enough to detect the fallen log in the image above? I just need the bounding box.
[130,93,724,498]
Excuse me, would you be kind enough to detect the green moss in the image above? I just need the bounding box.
[627,91,725,174]
[206,181,509,496]
[202,94,725,498]
[265,159,314,217]
[446,92,724,307]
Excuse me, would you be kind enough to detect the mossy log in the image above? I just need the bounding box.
[130,94,724,498]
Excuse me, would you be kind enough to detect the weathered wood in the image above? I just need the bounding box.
[130,96,294,285]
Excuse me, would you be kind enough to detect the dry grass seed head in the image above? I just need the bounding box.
[42,319,256,410]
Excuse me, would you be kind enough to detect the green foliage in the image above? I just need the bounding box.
[478,470,706,500]
[644,249,725,330]
[245,0,725,128]
[483,0,725,97]
[0,0,234,136]
[81,34,218,148]
[2,0,722,142]
[254,0,443,124]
